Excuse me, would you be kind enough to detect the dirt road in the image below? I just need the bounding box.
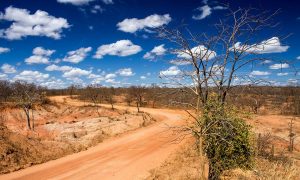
[0,96,186,180]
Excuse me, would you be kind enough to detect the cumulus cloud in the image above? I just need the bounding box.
[160,66,181,76]
[117,14,171,33]
[143,44,166,60]
[177,45,216,60]
[192,5,212,20]
[269,63,289,70]
[14,70,49,82]
[0,73,8,80]
[169,59,192,66]
[1,63,16,74]
[140,76,146,79]
[63,47,92,63]
[93,40,142,59]
[250,70,270,76]
[45,64,73,72]
[25,47,55,64]
[0,6,70,40]
[62,67,91,78]
[57,0,95,5]
[0,47,10,54]
[231,37,289,54]
[277,72,288,76]
[40,78,67,89]
[116,68,135,76]
[192,3,227,20]
[105,73,116,79]
[297,56,300,60]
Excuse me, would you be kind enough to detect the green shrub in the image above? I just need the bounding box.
[201,96,254,179]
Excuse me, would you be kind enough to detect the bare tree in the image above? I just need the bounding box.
[12,81,42,130]
[158,7,285,179]
[0,80,12,102]
[85,84,102,116]
[288,118,296,152]
[106,87,116,110]
[128,86,146,112]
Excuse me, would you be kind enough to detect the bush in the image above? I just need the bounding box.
[201,96,254,179]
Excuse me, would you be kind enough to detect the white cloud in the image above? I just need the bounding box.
[101,0,113,4]
[277,72,288,76]
[63,47,92,63]
[93,40,142,59]
[0,73,8,80]
[62,67,91,78]
[105,73,116,79]
[192,5,212,20]
[117,14,171,33]
[25,56,50,64]
[0,7,69,40]
[140,76,146,79]
[40,78,67,89]
[261,60,272,64]
[116,68,135,76]
[177,45,216,60]
[287,79,298,85]
[213,6,227,10]
[33,47,55,56]
[45,64,73,72]
[269,63,289,70]
[0,47,10,54]
[160,66,182,76]
[297,56,300,60]
[250,70,270,76]
[14,70,49,82]
[170,59,192,66]
[192,4,227,20]
[91,5,104,14]
[231,37,289,54]
[57,0,95,5]
[1,63,16,74]
[25,47,55,64]
[143,44,166,60]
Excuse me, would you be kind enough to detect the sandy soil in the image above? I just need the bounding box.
[0,96,187,180]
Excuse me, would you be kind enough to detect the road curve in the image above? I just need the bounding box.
[0,98,185,180]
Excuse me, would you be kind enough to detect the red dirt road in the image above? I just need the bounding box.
[0,97,186,180]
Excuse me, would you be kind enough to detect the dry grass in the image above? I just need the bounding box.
[146,141,300,180]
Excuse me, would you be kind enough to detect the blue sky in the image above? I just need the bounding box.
[0,0,299,88]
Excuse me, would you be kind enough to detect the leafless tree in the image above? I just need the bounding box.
[128,86,146,112]
[12,81,42,130]
[106,87,116,110]
[0,80,12,102]
[85,84,102,116]
[158,7,287,179]
[288,118,296,152]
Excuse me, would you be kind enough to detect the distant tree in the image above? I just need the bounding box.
[145,84,160,108]
[68,84,78,98]
[85,84,102,116]
[106,87,116,110]
[0,80,12,102]
[12,81,42,130]
[128,86,146,112]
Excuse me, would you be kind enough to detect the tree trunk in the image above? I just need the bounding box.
[136,102,140,112]
[24,108,31,130]
[208,163,221,180]
[111,103,114,111]
[198,137,206,180]
[31,109,35,131]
